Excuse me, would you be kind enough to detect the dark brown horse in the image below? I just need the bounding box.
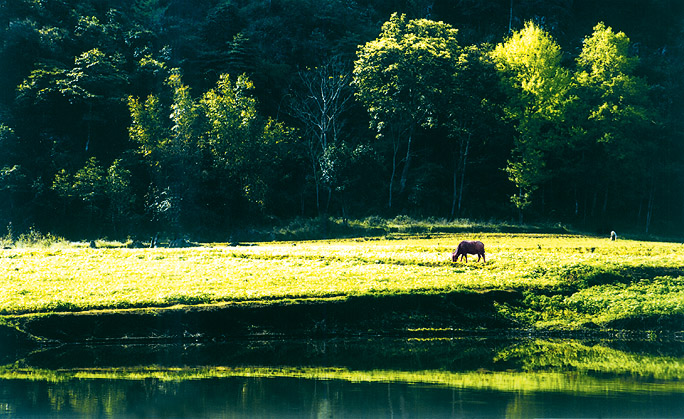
[452,240,486,263]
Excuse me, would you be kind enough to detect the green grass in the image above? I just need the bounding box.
[1,232,683,330]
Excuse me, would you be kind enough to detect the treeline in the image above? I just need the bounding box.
[1,0,683,239]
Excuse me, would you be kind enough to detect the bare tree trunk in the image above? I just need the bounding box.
[458,135,470,215]
[325,186,332,214]
[398,130,413,195]
[451,134,470,218]
[646,181,655,233]
[312,156,320,214]
[388,137,400,209]
[341,197,348,224]
[111,211,118,238]
[85,103,92,151]
[451,160,458,219]
[518,186,524,224]
[300,192,306,216]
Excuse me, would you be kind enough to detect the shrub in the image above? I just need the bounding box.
[14,227,66,248]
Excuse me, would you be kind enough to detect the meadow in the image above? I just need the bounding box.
[1,231,683,331]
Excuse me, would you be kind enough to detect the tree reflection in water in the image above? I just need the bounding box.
[1,337,683,417]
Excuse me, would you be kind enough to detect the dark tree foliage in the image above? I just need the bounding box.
[0,0,683,239]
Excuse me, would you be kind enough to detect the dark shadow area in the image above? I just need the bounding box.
[7,291,522,344]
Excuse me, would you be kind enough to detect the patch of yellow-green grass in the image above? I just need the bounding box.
[1,233,683,330]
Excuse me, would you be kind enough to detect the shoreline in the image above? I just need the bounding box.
[3,291,682,354]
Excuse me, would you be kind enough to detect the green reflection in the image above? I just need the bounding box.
[496,339,684,380]
[2,366,683,394]
[1,339,683,394]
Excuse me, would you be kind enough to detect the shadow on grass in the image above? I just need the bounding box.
[555,264,684,289]
[6,290,524,344]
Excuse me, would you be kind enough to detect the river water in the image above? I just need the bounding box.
[1,337,683,417]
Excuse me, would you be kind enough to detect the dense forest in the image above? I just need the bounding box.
[1,0,683,240]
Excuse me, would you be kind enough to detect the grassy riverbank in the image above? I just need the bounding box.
[1,230,683,341]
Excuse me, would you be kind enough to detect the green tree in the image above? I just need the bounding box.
[319,142,378,221]
[60,48,129,152]
[491,21,570,222]
[570,22,655,229]
[0,125,29,226]
[16,62,68,107]
[201,74,258,176]
[354,13,460,209]
[128,71,202,232]
[128,93,167,160]
[106,158,133,236]
[201,73,295,214]
[52,157,107,235]
[72,157,107,217]
[445,44,503,218]
[129,72,295,232]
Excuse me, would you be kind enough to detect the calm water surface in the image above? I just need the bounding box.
[1,337,683,417]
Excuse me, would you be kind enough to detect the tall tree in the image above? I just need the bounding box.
[52,157,108,236]
[491,21,570,222]
[201,73,295,216]
[105,158,133,237]
[60,48,129,153]
[354,13,459,209]
[570,22,655,229]
[445,44,503,218]
[288,58,353,214]
[128,70,202,232]
[0,125,29,228]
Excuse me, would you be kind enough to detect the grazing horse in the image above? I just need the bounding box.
[452,240,486,263]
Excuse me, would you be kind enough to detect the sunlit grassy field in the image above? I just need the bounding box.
[1,233,683,329]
